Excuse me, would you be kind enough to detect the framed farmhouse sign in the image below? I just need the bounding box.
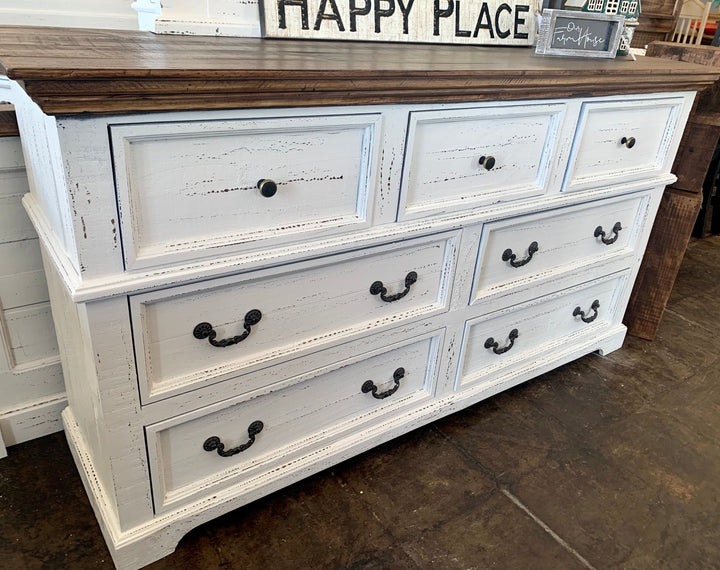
[260,0,537,46]
[535,9,624,58]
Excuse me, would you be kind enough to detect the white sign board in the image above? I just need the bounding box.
[260,0,537,46]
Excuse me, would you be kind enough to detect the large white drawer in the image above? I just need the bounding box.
[563,96,685,193]
[130,231,458,403]
[111,113,382,270]
[399,103,566,219]
[145,332,442,512]
[459,271,628,389]
[470,192,650,304]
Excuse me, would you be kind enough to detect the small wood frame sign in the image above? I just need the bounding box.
[535,9,624,58]
[260,0,537,46]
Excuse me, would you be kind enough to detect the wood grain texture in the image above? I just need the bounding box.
[625,42,720,339]
[646,42,720,116]
[624,188,702,339]
[671,121,720,192]
[0,26,717,114]
[0,108,18,137]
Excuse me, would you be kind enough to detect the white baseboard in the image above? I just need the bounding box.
[0,393,67,449]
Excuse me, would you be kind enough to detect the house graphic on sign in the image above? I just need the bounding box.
[563,0,640,21]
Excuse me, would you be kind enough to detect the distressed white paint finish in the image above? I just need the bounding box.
[0,394,66,447]
[459,270,628,388]
[147,0,262,36]
[148,332,441,511]
[131,231,458,403]
[2,304,58,366]
[0,135,65,450]
[400,103,567,219]
[563,96,688,193]
[111,114,382,269]
[64,321,628,570]
[471,190,649,303]
[9,95,685,303]
[262,0,538,45]
[43,258,154,532]
[10,83,79,274]
[12,87,695,569]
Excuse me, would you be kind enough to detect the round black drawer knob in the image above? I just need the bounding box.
[257,179,278,198]
[621,137,636,149]
[479,155,496,170]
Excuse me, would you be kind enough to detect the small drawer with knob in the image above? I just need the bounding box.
[469,191,650,306]
[457,271,628,390]
[562,96,687,193]
[398,103,567,220]
[130,230,458,404]
[109,113,382,270]
[144,331,442,512]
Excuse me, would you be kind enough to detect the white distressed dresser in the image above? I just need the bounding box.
[0,27,717,569]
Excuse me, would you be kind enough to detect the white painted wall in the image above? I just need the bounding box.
[0,0,138,30]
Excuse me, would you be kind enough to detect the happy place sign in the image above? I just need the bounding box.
[260,0,537,46]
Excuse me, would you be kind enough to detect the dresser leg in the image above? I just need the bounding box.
[594,326,627,357]
[62,409,184,570]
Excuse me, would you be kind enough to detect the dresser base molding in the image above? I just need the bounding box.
[0,393,66,447]
[64,325,626,570]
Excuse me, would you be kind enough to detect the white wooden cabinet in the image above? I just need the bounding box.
[0,128,65,452]
[6,48,700,568]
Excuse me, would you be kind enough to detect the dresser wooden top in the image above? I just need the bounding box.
[0,25,717,115]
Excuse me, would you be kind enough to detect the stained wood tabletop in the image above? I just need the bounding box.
[0,25,718,114]
[0,107,18,136]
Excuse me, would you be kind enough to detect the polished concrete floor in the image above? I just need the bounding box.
[3,237,720,570]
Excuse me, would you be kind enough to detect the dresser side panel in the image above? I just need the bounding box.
[41,255,115,511]
[83,296,155,531]
[10,83,79,273]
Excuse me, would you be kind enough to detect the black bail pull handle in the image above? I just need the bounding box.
[370,271,418,303]
[193,309,262,348]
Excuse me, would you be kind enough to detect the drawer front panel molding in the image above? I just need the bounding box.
[130,231,459,403]
[400,103,567,219]
[470,191,650,304]
[459,271,629,389]
[563,96,685,193]
[111,114,382,270]
[146,332,442,511]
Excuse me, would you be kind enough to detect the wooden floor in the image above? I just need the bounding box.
[2,237,720,569]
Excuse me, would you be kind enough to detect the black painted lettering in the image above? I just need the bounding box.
[434,0,454,36]
[473,2,494,38]
[514,4,529,39]
[374,0,396,33]
[314,0,345,30]
[397,0,415,34]
[455,1,471,37]
[278,0,309,30]
[495,3,512,38]
[349,0,372,31]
